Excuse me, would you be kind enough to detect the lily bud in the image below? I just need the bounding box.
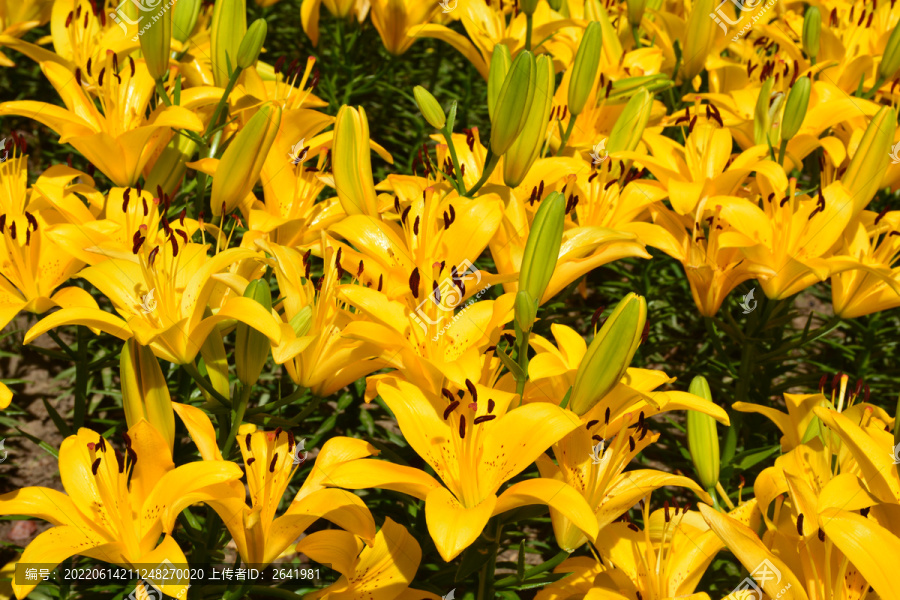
[686,376,721,492]
[568,22,602,117]
[682,0,717,82]
[172,0,202,43]
[503,55,555,187]
[199,325,230,403]
[289,305,313,337]
[606,87,652,154]
[780,76,810,142]
[880,23,900,81]
[802,7,821,62]
[210,0,247,86]
[753,78,777,145]
[626,0,647,30]
[0,382,10,410]
[120,339,175,452]
[487,45,512,122]
[514,290,538,335]
[210,103,281,216]
[145,134,197,197]
[569,293,647,416]
[333,105,379,216]
[491,50,536,156]
[843,106,897,218]
[235,279,274,387]
[413,86,446,130]
[548,0,563,9]
[236,19,267,70]
[519,190,565,305]
[139,3,172,80]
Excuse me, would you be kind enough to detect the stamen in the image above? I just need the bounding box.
[443,401,460,420]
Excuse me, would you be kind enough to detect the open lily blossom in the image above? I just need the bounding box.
[2,0,900,597]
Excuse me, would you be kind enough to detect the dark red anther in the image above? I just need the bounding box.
[401,205,411,224]
[465,379,477,400]
[875,207,889,225]
[664,501,670,522]
[148,245,159,266]
[269,454,278,472]
[409,267,420,299]
[176,229,188,244]
[818,374,827,392]
[591,306,605,330]
[628,437,635,451]
[432,280,440,304]
[129,56,136,77]
[169,235,179,257]
[832,371,842,391]
[797,513,804,535]
[245,433,253,450]
[377,274,383,292]
[605,407,610,424]
[274,56,286,74]
[474,415,496,424]
[357,260,364,278]
[487,399,495,413]
[115,448,125,473]
[25,212,37,231]
[309,69,320,89]
[179,208,186,227]
[142,197,148,216]
[66,10,74,27]
[91,458,102,475]
[98,67,105,86]
[247,457,256,466]
[75,68,83,86]
[443,401,460,420]
[413,216,420,235]
[458,415,466,438]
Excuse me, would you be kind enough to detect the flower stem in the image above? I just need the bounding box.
[525,15,534,51]
[555,116,577,156]
[477,519,503,600]
[440,126,465,194]
[466,151,499,197]
[183,361,232,407]
[155,79,173,107]
[221,383,252,457]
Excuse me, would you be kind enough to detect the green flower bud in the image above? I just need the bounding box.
[488,45,512,121]
[289,305,313,337]
[519,190,565,305]
[753,77,777,145]
[569,293,647,416]
[413,85,447,130]
[606,88,652,155]
[880,23,900,81]
[235,279,274,387]
[139,2,172,81]
[172,0,202,43]
[503,55,555,187]
[521,0,541,15]
[626,0,647,30]
[236,18,267,70]
[548,0,563,9]
[780,76,810,142]
[490,50,536,156]
[514,290,538,335]
[843,106,897,218]
[686,376,721,492]
[210,103,282,216]
[606,74,672,100]
[568,22,603,117]
[210,0,247,86]
[802,7,821,62]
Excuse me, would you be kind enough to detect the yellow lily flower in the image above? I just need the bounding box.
[296,517,441,599]
[171,403,378,566]
[204,423,377,567]
[717,180,857,300]
[489,174,650,305]
[0,421,243,599]
[264,241,388,397]
[0,142,98,331]
[616,120,787,215]
[831,209,900,318]
[536,501,759,600]
[24,241,281,365]
[370,0,439,55]
[0,58,203,187]
[415,0,576,79]
[0,0,52,67]
[635,202,774,316]
[0,381,12,409]
[0,0,136,72]
[324,376,599,561]
[45,186,200,266]
[517,323,728,549]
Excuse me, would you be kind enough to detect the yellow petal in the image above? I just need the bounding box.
[425,486,496,562]
[495,478,599,546]
[819,507,900,600]
[324,459,442,500]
